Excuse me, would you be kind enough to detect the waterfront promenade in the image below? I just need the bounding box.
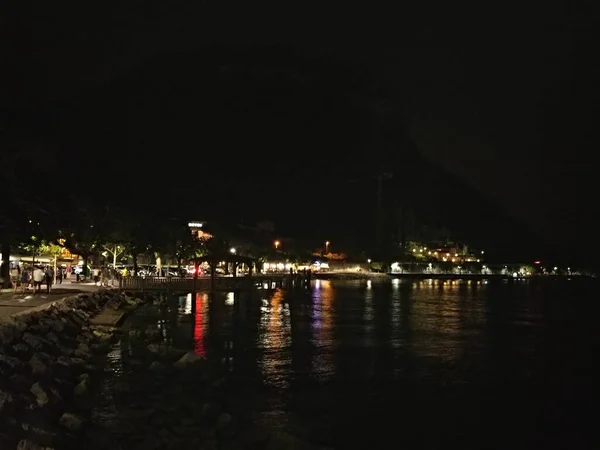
[313,271,593,280]
[0,279,100,317]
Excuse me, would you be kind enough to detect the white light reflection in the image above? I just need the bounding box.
[410,279,464,367]
[311,280,335,380]
[258,290,292,388]
[363,278,374,348]
[184,293,192,314]
[225,292,235,306]
[315,279,321,289]
[390,278,401,349]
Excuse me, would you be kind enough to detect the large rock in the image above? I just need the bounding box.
[73,379,89,396]
[173,351,205,369]
[147,344,186,361]
[239,424,272,450]
[30,353,53,376]
[148,361,166,372]
[16,439,55,450]
[44,332,60,346]
[59,412,83,431]
[30,383,50,408]
[12,342,32,357]
[22,333,51,352]
[0,389,14,416]
[49,319,64,334]
[73,343,91,359]
[19,408,61,446]
[0,323,20,346]
[29,318,52,334]
[265,431,330,450]
[9,373,35,392]
[0,353,25,371]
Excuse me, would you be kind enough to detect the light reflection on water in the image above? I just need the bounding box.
[193,293,208,358]
[311,280,334,380]
[258,289,292,388]
[109,279,600,449]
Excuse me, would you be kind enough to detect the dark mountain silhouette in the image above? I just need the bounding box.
[49,45,548,261]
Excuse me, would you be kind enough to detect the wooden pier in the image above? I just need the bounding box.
[119,273,311,292]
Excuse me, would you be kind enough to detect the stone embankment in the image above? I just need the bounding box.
[0,291,332,450]
[0,291,136,449]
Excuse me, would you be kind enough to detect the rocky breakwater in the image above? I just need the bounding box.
[0,291,142,450]
[84,299,334,450]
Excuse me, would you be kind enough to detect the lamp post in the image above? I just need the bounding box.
[325,241,330,255]
[274,240,280,250]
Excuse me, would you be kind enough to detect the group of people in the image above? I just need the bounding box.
[5,264,125,293]
[9,264,67,294]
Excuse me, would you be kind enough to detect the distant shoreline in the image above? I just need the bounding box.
[312,271,594,280]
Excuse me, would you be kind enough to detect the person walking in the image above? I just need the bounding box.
[44,266,54,293]
[32,266,44,294]
[11,265,21,293]
[19,268,30,294]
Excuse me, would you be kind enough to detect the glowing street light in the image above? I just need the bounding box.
[325,241,330,253]
[274,240,280,249]
[230,247,236,254]
[367,258,371,263]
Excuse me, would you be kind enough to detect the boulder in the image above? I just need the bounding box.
[173,351,205,369]
[73,379,89,396]
[49,319,64,334]
[73,343,91,359]
[44,332,60,346]
[13,342,32,357]
[30,353,52,376]
[0,389,15,416]
[59,412,83,431]
[239,424,272,450]
[16,439,55,450]
[9,373,35,392]
[19,408,61,446]
[149,361,166,372]
[22,333,50,351]
[0,323,20,346]
[30,382,51,408]
[265,431,325,450]
[78,373,90,383]
[147,344,187,361]
[201,402,222,421]
[0,353,25,371]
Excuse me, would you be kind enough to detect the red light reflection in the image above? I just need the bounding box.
[193,293,206,358]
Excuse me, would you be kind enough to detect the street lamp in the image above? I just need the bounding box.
[325,241,330,254]
[230,247,236,254]
[367,258,371,264]
[274,240,280,250]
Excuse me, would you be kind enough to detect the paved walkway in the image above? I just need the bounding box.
[0,279,101,318]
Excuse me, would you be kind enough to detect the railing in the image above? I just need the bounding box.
[118,273,307,291]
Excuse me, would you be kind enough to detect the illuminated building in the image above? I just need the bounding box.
[188,221,212,239]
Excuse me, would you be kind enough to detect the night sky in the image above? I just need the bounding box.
[2,0,597,264]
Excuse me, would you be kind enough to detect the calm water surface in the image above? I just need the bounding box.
[144,279,599,449]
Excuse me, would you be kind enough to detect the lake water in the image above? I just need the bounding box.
[128,278,600,449]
